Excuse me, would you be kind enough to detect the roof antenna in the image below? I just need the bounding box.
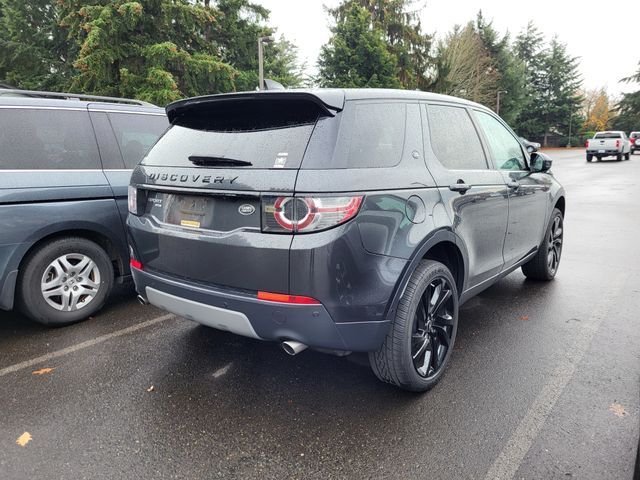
[263,79,285,91]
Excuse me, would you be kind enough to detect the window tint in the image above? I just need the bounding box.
[427,104,487,170]
[631,132,639,139]
[143,123,315,169]
[474,110,527,170]
[108,113,168,168]
[0,108,100,170]
[331,102,406,168]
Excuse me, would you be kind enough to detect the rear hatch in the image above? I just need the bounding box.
[129,91,344,292]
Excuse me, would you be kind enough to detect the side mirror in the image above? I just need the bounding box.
[530,152,552,173]
[526,145,535,154]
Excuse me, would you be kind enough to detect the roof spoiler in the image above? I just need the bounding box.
[166,90,345,124]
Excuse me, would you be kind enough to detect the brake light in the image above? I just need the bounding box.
[257,291,321,304]
[130,259,143,270]
[616,140,620,148]
[262,195,363,233]
[585,140,589,148]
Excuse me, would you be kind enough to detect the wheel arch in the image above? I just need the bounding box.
[554,195,566,218]
[385,228,467,321]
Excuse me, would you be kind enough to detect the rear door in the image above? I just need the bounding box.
[129,94,335,293]
[472,109,550,269]
[422,103,509,288]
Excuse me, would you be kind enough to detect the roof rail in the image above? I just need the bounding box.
[0,89,156,107]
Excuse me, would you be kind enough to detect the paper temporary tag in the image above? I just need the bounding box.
[180,220,201,228]
[274,152,288,168]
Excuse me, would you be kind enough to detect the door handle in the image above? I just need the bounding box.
[507,180,520,190]
[449,181,472,194]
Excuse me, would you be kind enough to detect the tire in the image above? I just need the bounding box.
[369,260,459,392]
[625,152,630,160]
[521,208,563,281]
[617,153,622,161]
[586,154,592,162]
[17,237,114,326]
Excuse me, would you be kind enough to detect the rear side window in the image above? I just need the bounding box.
[427,104,487,170]
[0,108,100,170]
[331,102,406,168]
[594,132,621,139]
[108,113,168,168]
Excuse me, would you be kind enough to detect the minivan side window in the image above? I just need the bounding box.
[108,113,168,169]
[474,110,527,171]
[427,104,488,170]
[0,109,100,170]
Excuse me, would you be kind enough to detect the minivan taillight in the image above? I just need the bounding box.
[262,195,363,233]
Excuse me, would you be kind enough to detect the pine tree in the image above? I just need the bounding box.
[317,4,400,88]
[612,62,640,132]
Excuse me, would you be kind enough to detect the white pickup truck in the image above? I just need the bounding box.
[585,131,631,162]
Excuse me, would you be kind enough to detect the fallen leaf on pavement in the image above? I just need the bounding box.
[32,367,54,375]
[519,315,529,321]
[16,432,32,447]
[147,385,155,392]
[609,402,627,417]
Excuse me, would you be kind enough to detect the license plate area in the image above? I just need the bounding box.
[598,149,605,153]
[145,191,261,232]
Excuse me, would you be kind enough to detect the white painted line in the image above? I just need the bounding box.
[484,284,622,480]
[0,314,175,377]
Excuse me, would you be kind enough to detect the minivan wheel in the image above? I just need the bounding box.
[521,208,563,281]
[369,260,458,392]
[18,237,114,326]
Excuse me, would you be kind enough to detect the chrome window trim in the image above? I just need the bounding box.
[0,106,87,112]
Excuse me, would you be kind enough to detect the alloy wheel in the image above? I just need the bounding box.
[547,215,563,274]
[40,253,101,312]
[411,277,455,379]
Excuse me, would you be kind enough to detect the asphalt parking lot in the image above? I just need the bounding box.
[1,148,639,480]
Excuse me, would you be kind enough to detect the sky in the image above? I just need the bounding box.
[259,0,639,97]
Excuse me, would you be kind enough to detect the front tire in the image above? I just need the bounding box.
[17,237,114,326]
[369,260,458,392]
[521,208,563,281]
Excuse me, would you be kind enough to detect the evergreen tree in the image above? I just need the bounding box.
[612,62,640,132]
[329,0,433,89]
[317,3,400,88]
[475,11,526,124]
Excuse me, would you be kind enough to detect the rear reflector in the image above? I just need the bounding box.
[130,259,143,270]
[257,291,321,305]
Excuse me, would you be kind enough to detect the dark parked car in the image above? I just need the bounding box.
[0,90,168,325]
[127,89,565,391]
[631,131,639,154]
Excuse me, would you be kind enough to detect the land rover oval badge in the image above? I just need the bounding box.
[238,204,255,215]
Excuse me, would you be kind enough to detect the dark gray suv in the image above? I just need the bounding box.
[128,89,565,391]
[0,90,167,325]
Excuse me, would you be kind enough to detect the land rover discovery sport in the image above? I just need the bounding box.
[127,89,565,391]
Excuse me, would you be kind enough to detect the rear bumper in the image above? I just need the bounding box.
[587,149,622,156]
[132,267,390,352]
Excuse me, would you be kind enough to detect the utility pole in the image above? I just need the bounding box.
[496,90,507,115]
[257,35,275,90]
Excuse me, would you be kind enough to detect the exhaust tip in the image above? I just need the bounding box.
[281,340,307,356]
[137,295,149,306]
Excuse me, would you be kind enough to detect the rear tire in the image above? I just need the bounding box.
[617,153,622,161]
[369,260,458,392]
[521,208,563,281]
[625,152,630,160]
[586,154,593,162]
[17,237,114,326]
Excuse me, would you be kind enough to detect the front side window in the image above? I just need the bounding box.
[427,104,488,170]
[474,110,527,171]
[0,109,100,170]
[108,113,168,169]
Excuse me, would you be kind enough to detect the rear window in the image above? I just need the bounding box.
[0,108,100,170]
[108,112,168,168]
[144,99,319,169]
[631,132,639,138]
[594,132,622,139]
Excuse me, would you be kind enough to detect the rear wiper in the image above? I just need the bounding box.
[188,156,252,167]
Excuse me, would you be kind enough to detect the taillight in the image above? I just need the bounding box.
[585,140,589,148]
[262,195,363,233]
[130,259,143,270]
[257,291,321,304]
[616,140,620,148]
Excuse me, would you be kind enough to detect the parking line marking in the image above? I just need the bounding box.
[0,314,175,377]
[484,284,622,480]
